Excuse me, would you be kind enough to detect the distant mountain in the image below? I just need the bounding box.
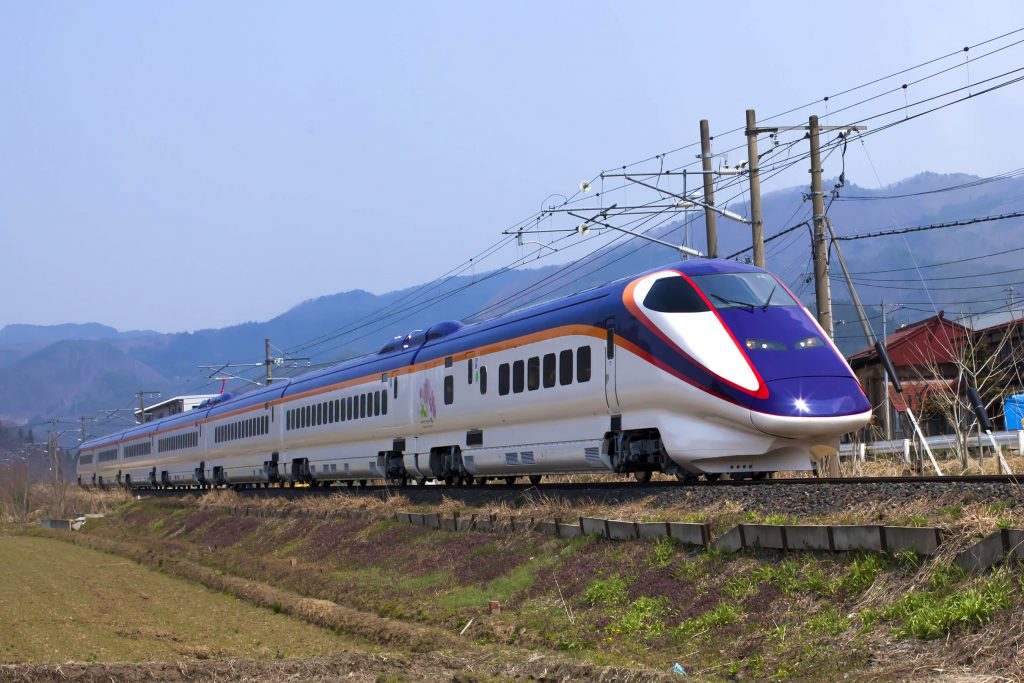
[0,323,158,349]
[3,170,1021,429]
[0,340,166,424]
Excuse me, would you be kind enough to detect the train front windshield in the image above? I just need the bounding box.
[689,272,799,311]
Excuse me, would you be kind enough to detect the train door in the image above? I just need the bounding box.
[604,322,620,412]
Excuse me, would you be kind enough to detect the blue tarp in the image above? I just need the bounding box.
[1004,394,1024,430]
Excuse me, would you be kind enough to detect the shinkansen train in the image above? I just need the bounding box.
[76,260,871,489]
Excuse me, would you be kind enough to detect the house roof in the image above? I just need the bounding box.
[957,307,1024,333]
[848,312,971,369]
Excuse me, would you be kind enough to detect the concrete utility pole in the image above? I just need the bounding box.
[745,109,765,268]
[699,119,718,258]
[80,416,87,443]
[136,391,159,423]
[881,301,891,441]
[745,118,865,336]
[265,337,273,386]
[808,115,833,338]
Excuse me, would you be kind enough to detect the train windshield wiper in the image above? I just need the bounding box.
[711,294,756,311]
[762,285,777,311]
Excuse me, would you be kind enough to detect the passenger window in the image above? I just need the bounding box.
[382,390,388,415]
[467,359,473,385]
[498,363,510,396]
[444,375,454,405]
[527,357,539,391]
[393,377,398,399]
[577,346,592,383]
[347,397,353,420]
[543,353,556,388]
[374,391,381,416]
[360,394,366,419]
[559,349,573,386]
[335,399,341,422]
[513,360,525,393]
[479,366,487,395]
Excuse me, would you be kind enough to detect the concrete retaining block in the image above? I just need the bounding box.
[580,517,608,537]
[475,518,493,532]
[557,522,582,538]
[424,513,441,530]
[956,528,1024,572]
[440,515,458,531]
[711,526,743,552]
[832,525,884,552]
[535,521,558,535]
[637,522,670,540]
[668,522,711,546]
[1007,529,1024,561]
[956,532,1005,572]
[456,515,476,532]
[785,525,833,551]
[884,526,941,556]
[607,519,639,541]
[742,524,785,550]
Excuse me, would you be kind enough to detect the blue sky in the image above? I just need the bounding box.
[2,2,1023,332]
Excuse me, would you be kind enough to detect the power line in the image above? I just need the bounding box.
[832,209,1024,241]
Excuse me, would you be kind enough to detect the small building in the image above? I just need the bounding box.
[848,307,1024,439]
[134,395,218,423]
[847,312,970,439]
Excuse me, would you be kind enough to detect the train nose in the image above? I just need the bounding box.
[750,376,871,438]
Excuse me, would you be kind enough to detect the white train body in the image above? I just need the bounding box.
[77,261,871,487]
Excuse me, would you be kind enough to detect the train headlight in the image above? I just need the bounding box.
[795,336,822,350]
[794,398,810,413]
[744,339,785,351]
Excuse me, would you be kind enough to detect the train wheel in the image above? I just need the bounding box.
[504,476,517,485]
[475,477,487,486]
[416,478,427,486]
[752,471,768,481]
[703,473,722,482]
[633,471,653,484]
[444,475,455,486]
[528,475,542,486]
[675,472,699,483]
[462,475,474,486]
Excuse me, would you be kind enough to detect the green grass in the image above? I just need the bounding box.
[438,557,551,610]
[582,574,629,607]
[0,536,353,663]
[647,537,675,567]
[608,597,667,637]
[839,553,888,594]
[675,603,742,638]
[804,607,850,637]
[881,575,1016,639]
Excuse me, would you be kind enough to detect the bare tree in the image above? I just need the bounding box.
[904,313,1024,471]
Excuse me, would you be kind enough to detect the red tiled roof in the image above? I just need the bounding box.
[848,312,970,368]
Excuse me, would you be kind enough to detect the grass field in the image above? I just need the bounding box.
[0,536,357,664]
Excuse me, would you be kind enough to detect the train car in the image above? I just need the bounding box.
[76,259,871,488]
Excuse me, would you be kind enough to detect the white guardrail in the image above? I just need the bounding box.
[839,430,1024,461]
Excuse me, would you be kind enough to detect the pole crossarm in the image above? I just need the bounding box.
[567,211,703,258]
[623,175,751,225]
